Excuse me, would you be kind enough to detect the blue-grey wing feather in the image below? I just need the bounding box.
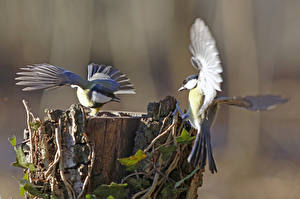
[16,64,86,91]
[87,63,136,95]
[92,79,120,93]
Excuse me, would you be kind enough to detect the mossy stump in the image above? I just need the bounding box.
[21,96,202,199]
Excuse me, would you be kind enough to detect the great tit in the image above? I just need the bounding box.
[16,63,136,115]
[178,18,223,173]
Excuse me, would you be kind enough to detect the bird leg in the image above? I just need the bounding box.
[173,102,189,120]
[89,108,99,116]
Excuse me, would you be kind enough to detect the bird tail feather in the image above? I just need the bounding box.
[88,63,136,94]
[187,121,217,173]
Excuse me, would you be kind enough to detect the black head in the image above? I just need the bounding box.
[178,74,198,91]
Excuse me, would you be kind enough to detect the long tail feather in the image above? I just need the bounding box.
[199,136,207,169]
[188,120,217,173]
[188,129,201,163]
[15,64,85,91]
[191,129,205,168]
[203,120,217,173]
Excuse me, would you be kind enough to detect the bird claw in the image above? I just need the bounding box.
[181,113,189,120]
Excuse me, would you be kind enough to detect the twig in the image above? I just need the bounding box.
[158,113,171,134]
[176,119,184,137]
[49,170,55,193]
[15,139,30,146]
[22,100,34,162]
[186,169,203,199]
[22,100,34,183]
[121,172,148,184]
[45,146,60,179]
[166,146,185,177]
[146,113,172,152]
[140,113,180,198]
[45,126,61,178]
[153,140,174,152]
[144,123,175,153]
[153,167,175,184]
[172,112,178,137]
[131,188,149,199]
[141,172,160,199]
[153,117,183,198]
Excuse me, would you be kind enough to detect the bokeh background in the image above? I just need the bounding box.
[0,0,300,198]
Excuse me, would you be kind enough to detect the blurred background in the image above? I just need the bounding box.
[0,0,299,198]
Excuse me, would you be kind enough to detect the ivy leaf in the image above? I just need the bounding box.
[118,149,147,167]
[8,136,17,147]
[159,145,177,161]
[24,169,29,181]
[86,194,98,199]
[18,179,49,199]
[11,145,35,171]
[175,128,195,144]
[24,184,49,199]
[9,135,35,171]
[174,168,199,188]
[94,182,128,199]
[19,185,25,196]
[30,121,41,131]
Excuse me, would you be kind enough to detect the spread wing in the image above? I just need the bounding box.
[15,64,85,91]
[189,18,223,115]
[214,95,288,111]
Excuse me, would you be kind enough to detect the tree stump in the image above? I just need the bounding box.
[15,95,287,198]
[19,96,203,199]
[87,112,143,186]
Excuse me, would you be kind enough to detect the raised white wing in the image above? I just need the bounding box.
[189,18,223,115]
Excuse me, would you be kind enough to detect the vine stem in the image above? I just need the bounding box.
[22,99,34,183]
[143,123,175,153]
[140,172,160,199]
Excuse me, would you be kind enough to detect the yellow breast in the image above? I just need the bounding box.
[76,87,94,108]
[188,85,204,122]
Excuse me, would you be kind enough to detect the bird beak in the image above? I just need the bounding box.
[178,86,185,91]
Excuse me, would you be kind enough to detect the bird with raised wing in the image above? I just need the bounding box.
[16,63,136,115]
[177,18,223,173]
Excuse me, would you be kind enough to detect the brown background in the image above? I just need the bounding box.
[0,0,300,198]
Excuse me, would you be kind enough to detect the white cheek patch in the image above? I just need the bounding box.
[185,79,198,89]
[71,85,79,88]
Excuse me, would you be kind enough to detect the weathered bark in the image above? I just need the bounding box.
[22,105,145,198]
[87,113,142,186]
[21,96,203,199]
